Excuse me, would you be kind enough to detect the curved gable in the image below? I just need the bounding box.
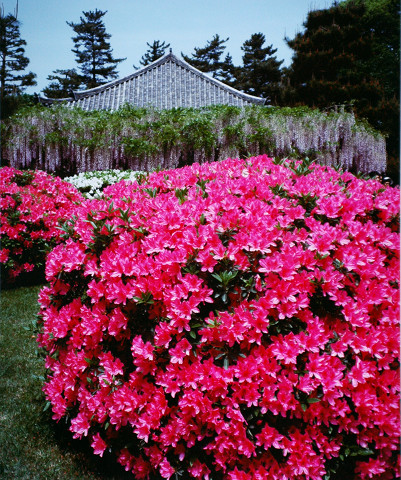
[39,51,265,111]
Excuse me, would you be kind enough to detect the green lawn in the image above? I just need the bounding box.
[0,284,131,479]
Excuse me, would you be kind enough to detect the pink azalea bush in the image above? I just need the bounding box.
[0,167,84,283]
[37,156,400,479]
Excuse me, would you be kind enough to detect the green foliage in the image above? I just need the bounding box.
[285,0,400,178]
[0,93,36,120]
[2,103,387,177]
[182,34,231,81]
[175,187,188,204]
[66,9,125,89]
[235,33,283,103]
[121,137,159,158]
[11,169,34,186]
[42,68,83,99]
[0,12,36,102]
[286,2,371,88]
[135,40,170,68]
[0,285,132,479]
[340,0,400,97]
[181,111,217,153]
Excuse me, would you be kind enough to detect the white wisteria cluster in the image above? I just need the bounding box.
[64,170,144,199]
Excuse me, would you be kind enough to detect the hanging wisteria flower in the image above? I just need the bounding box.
[37,156,400,479]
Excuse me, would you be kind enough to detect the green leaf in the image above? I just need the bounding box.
[356,448,374,457]
[211,273,222,282]
[133,291,154,305]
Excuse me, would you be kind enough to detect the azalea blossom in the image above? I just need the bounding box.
[36,156,400,479]
[0,167,83,282]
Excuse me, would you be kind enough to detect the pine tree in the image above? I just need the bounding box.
[341,0,399,98]
[42,69,83,98]
[285,2,377,108]
[219,53,238,87]
[341,0,400,181]
[135,40,170,69]
[236,33,283,103]
[285,0,400,180]
[67,9,125,89]
[182,34,229,80]
[0,12,36,103]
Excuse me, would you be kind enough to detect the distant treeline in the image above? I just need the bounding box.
[1,104,386,177]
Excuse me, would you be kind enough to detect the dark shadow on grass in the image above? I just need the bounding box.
[1,266,46,290]
[44,407,134,479]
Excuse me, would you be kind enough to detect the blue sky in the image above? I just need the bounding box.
[2,0,332,95]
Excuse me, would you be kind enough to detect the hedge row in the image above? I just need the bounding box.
[0,167,83,285]
[35,156,400,479]
[1,104,386,177]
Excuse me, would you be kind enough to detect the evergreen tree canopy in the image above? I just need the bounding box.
[42,69,83,98]
[0,12,36,102]
[286,2,373,99]
[218,53,237,87]
[67,9,125,89]
[341,0,399,98]
[135,40,170,69]
[285,0,400,179]
[341,0,400,181]
[182,34,230,80]
[236,33,283,102]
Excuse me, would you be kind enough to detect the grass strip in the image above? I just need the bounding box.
[0,284,131,479]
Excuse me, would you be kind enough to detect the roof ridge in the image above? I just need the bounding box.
[38,50,266,109]
[72,50,179,98]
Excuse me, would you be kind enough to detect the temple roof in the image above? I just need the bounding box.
[38,50,266,111]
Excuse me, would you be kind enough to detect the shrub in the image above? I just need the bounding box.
[2,104,387,176]
[65,169,144,199]
[37,156,400,479]
[0,167,84,284]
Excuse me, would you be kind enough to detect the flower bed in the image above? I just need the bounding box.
[64,169,143,199]
[0,167,84,284]
[37,156,400,479]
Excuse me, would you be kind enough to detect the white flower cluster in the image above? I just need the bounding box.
[65,169,143,199]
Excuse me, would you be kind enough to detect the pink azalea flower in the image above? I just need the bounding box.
[158,458,175,479]
[187,459,211,479]
[35,156,400,479]
[169,338,192,364]
[91,432,107,457]
[70,411,91,439]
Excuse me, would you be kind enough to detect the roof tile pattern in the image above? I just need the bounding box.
[39,51,265,111]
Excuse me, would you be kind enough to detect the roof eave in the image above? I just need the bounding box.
[39,50,265,106]
[37,96,73,105]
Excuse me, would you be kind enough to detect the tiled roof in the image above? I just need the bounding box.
[38,50,265,111]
